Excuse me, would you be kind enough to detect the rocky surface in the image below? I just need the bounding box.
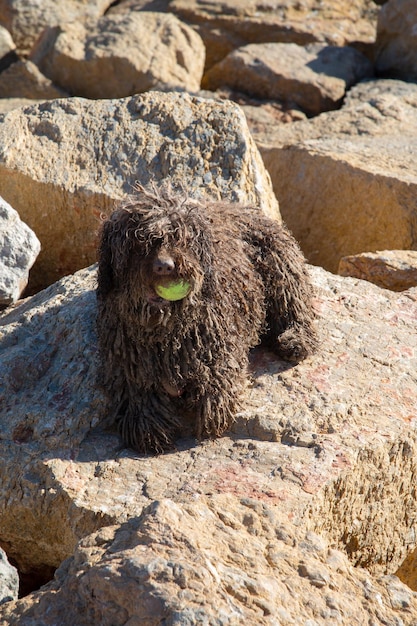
[0,263,416,621]
[375,0,417,81]
[1,500,417,625]
[339,249,417,292]
[168,0,379,70]
[203,42,373,116]
[1,0,417,621]
[0,549,18,606]
[0,196,40,306]
[31,12,205,98]
[0,92,278,292]
[256,78,417,272]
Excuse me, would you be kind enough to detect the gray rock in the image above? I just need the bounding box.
[0,548,18,605]
[0,92,278,292]
[203,42,374,115]
[0,196,40,306]
[31,12,205,98]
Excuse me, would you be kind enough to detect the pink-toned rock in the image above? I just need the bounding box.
[0,263,416,608]
[339,250,417,291]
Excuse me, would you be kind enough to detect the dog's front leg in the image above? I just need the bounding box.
[117,390,181,454]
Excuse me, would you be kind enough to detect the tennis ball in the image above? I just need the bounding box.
[155,280,191,301]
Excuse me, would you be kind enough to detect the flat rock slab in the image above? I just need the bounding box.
[0,263,416,597]
[339,249,417,291]
[0,92,278,292]
[203,42,373,115]
[256,79,417,272]
[31,12,205,98]
[169,0,378,70]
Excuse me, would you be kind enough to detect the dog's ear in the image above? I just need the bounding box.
[97,218,115,299]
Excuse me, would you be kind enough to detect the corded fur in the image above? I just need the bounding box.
[97,182,318,453]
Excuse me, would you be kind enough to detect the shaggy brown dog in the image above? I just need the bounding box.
[97,183,317,453]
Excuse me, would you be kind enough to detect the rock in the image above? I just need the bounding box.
[375,0,417,81]
[0,196,40,306]
[0,25,17,71]
[338,250,417,291]
[0,0,114,57]
[167,0,379,70]
[0,92,278,292]
[1,500,417,625]
[0,549,18,605]
[0,60,68,99]
[0,263,416,605]
[203,42,374,116]
[255,79,417,272]
[31,12,205,98]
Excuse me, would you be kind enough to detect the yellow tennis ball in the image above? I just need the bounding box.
[155,280,191,301]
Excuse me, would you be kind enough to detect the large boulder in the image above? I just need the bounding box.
[0,92,278,292]
[31,12,206,98]
[255,79,417,272]
[375,0,417,81]
[1,500,416,625]
[0,196,40,306]
[0,0,114,57]
[0,24,17,70]
[0,263,416,614]
[203,42,373,116]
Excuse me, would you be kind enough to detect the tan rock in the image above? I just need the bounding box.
[0,92,278,292]
[0,263,416,605]
[0,60,68,99]
[169,0,379,70]
[338,250,417,292]
[31,12,205,98]
[2,499,417,625]
[0,0,114,57]
[203,42,373,115]
[256,79,417,272]
[375,0,417,81]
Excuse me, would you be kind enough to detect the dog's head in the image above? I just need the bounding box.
[97,183,215,327]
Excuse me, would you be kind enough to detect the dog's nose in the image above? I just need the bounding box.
[153,253,175,275]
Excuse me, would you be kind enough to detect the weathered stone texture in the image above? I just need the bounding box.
[339,249,417,291]
[203,42,373,115]
[0,549,18,605]
[1,499,417,625]
[31,12,206,98]
[256,79,417,272]
[0,196,40,306]
[0,92,278,292]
